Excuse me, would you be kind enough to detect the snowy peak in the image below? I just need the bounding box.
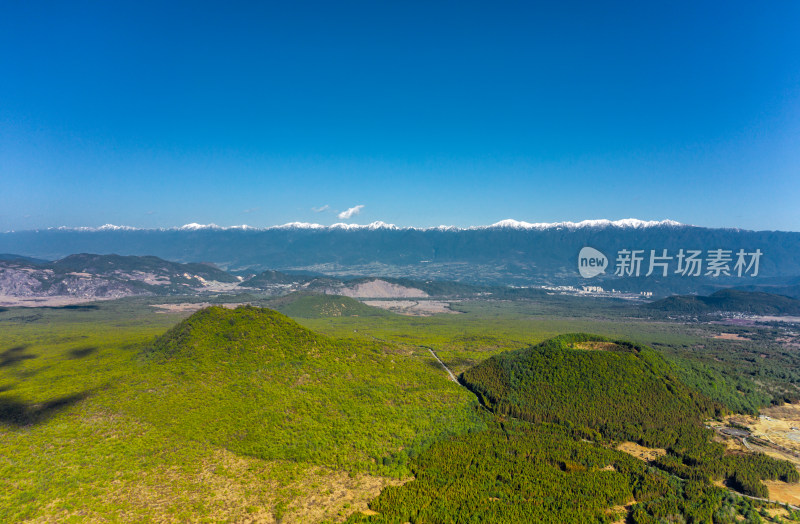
[273,222,326,230]
[178,223,223,231]
[97,224,140,231]
[480,218,684,230]
[273,221,399,231]
[329,221,399,231]
[53,224,140,232]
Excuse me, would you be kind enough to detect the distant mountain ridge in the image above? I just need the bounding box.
[646,289,800,315]
[2,219,799,294]
[0,253,49,264]
[0,254,452,305]
[4,251,800,312]
[0,253,241,303]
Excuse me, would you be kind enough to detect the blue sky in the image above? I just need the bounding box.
[1,1,799,231]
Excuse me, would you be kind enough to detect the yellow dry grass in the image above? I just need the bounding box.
[764,480,800,508]
[573,341,621,351]
[616,442,667,462]
[712,333,751,341]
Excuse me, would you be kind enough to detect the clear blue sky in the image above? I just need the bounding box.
[1,1,799,231]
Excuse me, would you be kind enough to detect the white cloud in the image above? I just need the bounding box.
[338,205,364,220]
[312,205,330,213]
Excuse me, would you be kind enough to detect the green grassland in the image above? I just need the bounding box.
[2,294,800,522]
[0,302,482,521]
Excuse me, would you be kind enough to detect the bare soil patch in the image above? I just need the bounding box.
[362,300,459,316]
[0,295,118,307]
[748,405,800,460]
[150,303,249,313]
[616,442,667,462]
[712,333,751,341]
[608,502,635,524]
[334,280,428,299]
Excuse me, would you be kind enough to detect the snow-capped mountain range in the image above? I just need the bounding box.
[43,218,686,233]
[2,219,798,294]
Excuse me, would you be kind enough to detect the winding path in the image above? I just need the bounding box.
[365,333,460,384]
[422,345,459,383]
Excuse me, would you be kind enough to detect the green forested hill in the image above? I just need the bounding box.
[128,306,481,473]
[461,333,717,445]
[146,305,325,361]
[458,334,797,500]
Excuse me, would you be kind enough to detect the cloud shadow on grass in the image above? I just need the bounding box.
[68,346,98,358]
[0,345,37,368]
[0,391,92,427]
